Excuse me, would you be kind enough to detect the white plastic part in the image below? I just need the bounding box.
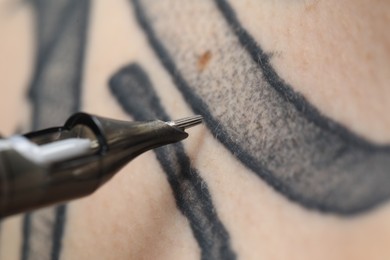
[0,136,92,165]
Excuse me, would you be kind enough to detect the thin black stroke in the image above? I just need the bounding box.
[130,0,390,215]
[109,64,236,260]
[21,214,31,260]
[22,0,90,259]
[50,205,66,260]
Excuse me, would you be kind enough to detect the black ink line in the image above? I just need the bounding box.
[21,213,31,260]
[51,205,66,260]
[109,63,236,260]
[22,1,90,259]
[130,0,390,214]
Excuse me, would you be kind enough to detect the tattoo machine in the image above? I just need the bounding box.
[0,112,202,217]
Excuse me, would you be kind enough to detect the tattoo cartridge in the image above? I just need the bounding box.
[0,113,202,217]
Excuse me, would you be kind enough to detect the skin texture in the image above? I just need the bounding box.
[0,0,390,259]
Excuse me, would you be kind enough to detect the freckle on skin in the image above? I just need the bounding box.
[304,0,319,12]
[197,50,212,72]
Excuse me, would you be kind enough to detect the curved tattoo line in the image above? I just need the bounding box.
[109,64,236,260]
[214,0,390,152]
[130,0,390,215]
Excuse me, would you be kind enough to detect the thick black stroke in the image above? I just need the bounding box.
[22,0,90,259]
[214,0,389,151]
[109,64,236,260]
[131,0,390,214]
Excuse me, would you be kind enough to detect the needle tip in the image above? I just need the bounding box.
[167,115,203,130]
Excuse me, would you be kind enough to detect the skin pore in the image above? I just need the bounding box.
[0,0,389,259]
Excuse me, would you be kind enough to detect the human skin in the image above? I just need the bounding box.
[0,0,389,259]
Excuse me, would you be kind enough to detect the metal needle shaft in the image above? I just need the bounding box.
[167,115,203,130]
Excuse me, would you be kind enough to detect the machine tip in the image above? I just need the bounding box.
[167,115,203,130]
